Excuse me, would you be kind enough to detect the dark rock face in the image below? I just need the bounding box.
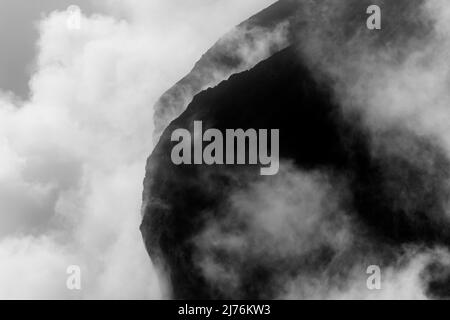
[142,46,450,298]
[142,0,450,299]
[152,0,301,140]
[152,0,431,141]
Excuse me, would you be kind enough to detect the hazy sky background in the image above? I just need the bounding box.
[0,0,276,299]
[0,0,101,98]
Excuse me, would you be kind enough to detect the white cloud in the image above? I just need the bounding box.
[0,0,277,299]
[193,162,450,299]
[193,163,355,298]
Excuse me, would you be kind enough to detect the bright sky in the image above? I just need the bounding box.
[0,0,98,98]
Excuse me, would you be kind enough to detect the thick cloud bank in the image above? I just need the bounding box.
[0,0,276,299]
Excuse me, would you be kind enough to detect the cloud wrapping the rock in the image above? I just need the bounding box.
[0,0,277,299]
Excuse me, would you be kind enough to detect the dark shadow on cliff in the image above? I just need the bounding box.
[142,45,450,298]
